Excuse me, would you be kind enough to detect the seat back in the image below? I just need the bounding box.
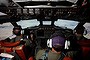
[77,40,90,59]
[0,40,27,60]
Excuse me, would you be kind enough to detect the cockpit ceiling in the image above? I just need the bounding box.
[0,0,78,2]
[0,0,90,23]
[0,0,76,7]
[14,0,78,3]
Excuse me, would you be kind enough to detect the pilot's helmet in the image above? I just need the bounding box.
[75,25,85,34]
[28,31,36,40]
[13,25,22,30]
[13,25,22,35]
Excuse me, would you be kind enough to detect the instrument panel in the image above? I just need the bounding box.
[24,25,73,39]
[36,26,55,38]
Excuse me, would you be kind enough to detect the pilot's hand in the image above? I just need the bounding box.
[9,35,16,39]
[5,38,11,42]
[20,40,26,44]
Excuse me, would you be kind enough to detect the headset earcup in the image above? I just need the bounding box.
[47,39,52,48]
[73,29,76,34]
[64,40,70,49]
[21,30,24,34]
[83,29,87,35]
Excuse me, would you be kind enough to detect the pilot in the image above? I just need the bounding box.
[28,31,36,56]
[3,25,24,60]
[65,25,86,60]
[24,31,36,58]
[35,31,72,60]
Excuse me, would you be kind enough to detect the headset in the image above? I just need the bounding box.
[47,30,72,50]
[47,38,70,50]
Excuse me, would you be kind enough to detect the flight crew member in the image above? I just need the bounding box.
[9,25,23,42]
[74,25,87,40]
[35,31,72,60]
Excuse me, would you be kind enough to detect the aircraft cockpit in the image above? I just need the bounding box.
[0,0,90,60]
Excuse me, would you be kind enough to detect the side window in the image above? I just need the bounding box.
[83,23,90,39]
[0,23,14,40]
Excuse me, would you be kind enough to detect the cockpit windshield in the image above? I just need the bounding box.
[1,19,90,40]
[43,21,52,25]
[55,19,79,29]
[17,19,40,29]
[16,19,79,29]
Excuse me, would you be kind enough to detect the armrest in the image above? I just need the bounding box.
[0,41,21,47]
[77,40,90,47]
[63,57,73,60]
